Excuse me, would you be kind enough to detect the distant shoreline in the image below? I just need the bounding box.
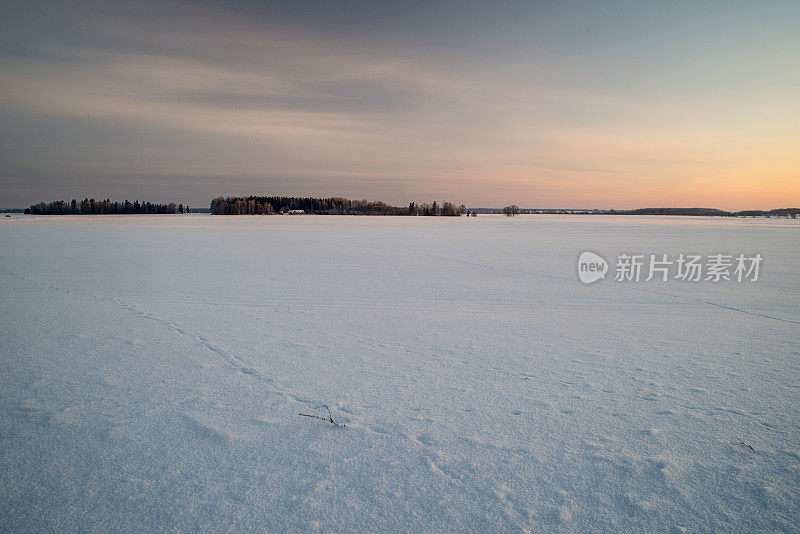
[470,207,800,217]
[4,199,798,218]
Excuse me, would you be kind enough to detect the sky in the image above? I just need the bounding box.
[1,0,798,210]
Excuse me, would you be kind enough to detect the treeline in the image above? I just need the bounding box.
[25,198,189,215]
[732,208,800,217]
[601,207,800,217]
[603,207,731,216]
[407,201,466,216]
[211,196,467,216]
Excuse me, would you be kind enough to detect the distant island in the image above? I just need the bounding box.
[210,196,467,216]
[594,207,799,217]
[472,207,800,217]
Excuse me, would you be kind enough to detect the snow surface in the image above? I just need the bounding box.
[1,214,799,532]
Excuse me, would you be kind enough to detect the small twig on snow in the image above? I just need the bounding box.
[299,412,328,422]
[299,404,345,428]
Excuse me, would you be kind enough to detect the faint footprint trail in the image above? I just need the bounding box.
[117,299,321,411]
[138,300,443,446]
[118,298,422,434]
[117,300,438,448]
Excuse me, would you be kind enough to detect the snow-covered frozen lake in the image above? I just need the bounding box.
[1,214,799,532]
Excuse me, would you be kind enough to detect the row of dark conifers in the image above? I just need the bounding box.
[24,198,190,215]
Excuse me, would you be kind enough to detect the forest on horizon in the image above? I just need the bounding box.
[14,196,800,218]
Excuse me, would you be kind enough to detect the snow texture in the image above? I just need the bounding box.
[1,214,799,532]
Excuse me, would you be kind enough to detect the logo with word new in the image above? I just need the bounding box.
[577,251,762,284]
[577,251,609,284]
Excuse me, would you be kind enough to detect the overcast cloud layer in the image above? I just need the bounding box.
[1,1,798,209]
